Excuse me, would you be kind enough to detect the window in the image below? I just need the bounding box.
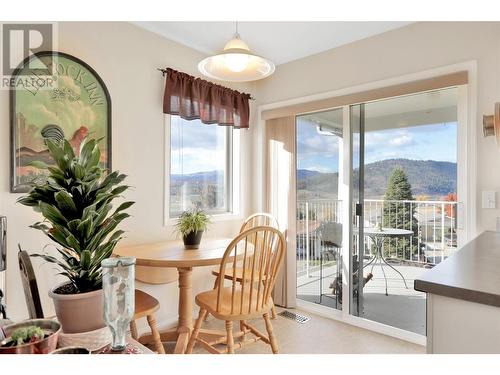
[169,116,233,217]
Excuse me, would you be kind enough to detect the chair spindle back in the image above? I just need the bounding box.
[240,213,279,233]
[216,226,285,315]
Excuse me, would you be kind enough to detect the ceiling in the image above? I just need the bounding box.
[134,22,412,65]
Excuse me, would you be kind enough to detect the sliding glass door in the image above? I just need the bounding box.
[293,86,464,337]
[295,108,344,310]
[349,88,460,335]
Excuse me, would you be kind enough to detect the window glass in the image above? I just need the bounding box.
[169,116,232,216]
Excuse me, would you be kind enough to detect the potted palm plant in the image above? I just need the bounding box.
[175,209,210,249]
[18,138,134,333]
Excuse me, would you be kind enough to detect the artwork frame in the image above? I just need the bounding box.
[10,51,112,193]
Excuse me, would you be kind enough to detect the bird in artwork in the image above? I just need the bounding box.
[40,124,65,143]
[68,126,89,153]
[40,124,90,154]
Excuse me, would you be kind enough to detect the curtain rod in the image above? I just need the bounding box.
[157,68,255,100]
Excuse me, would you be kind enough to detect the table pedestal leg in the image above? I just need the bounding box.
[152,266,228,353]
[173,267,193,354]
[147,267,193,353]
[155,267,225,354]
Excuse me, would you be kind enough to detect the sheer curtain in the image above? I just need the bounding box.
[265,116,296,308]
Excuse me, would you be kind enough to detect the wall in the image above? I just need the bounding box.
[3,20,500,329]
[255,21,500,235]
[0,22,256,329]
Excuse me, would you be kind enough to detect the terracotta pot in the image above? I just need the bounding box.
[182,230,204,250]
[0,319,61,354]
[49,284,105,333]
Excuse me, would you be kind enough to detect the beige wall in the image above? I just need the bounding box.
[0,22,256,329]
[3,21,500,329]
[255,21,500,235]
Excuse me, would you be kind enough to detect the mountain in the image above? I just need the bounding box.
[171,158,457,200]
[298,158,457,200]
[171,170,223,183]
[296,170,321,180]
[362,159,456,198]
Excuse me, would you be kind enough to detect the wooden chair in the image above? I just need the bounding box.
[211,213,280,319]
[18,248,44,319]
[239,213,279,232]
[18,247,165,354]
[130,290,165,354]
[186,226,285,354]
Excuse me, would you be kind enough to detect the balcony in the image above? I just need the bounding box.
[296,199,458,335]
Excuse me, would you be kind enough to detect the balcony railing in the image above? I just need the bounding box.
[296,199,458,278]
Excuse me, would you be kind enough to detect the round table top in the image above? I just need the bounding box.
[362,227,414,238]
[114,238,234,268]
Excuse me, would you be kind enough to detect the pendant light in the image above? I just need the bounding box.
[198,22,275,82]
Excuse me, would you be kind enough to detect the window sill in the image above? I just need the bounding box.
[164,212,243,227]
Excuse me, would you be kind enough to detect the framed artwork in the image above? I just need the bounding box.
[10,51,111,193]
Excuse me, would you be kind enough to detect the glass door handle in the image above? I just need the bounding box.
[353,203,362,225]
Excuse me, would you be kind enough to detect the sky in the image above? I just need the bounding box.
[297,118,457,173]
[171,115,458,176]
[170,116,227,175]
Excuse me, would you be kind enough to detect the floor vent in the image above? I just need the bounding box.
[277,310,310,323]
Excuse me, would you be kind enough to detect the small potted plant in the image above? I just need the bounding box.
[0,319,61,354]
[175,209,210,249]
[18,137,134,334]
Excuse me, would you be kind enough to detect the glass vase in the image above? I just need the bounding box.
[102,257,135,352]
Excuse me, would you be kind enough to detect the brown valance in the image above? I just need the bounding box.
[163,68,251,128]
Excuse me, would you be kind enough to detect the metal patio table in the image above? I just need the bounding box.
[362,227,413,296]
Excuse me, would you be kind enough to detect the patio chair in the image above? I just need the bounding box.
[317,222,342,306]
[329,254,373,305]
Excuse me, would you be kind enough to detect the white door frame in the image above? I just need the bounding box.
[256,61,477,346]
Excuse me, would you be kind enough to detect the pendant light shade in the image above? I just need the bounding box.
[198,25,275,82]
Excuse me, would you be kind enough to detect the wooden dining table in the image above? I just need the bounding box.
[114,238,234,354]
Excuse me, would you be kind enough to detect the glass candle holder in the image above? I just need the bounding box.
[102,257,135,352]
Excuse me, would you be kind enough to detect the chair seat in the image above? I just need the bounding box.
[212,268,270,283]
[134,290,160,320]
[195,286,272,321]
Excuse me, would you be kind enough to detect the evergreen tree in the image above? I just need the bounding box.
[382,168,418,259]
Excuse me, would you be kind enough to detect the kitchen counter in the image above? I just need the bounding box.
[415,230,500,307]
[415,231,500,353]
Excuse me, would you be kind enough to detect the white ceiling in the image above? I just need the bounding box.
[134,22,412,65]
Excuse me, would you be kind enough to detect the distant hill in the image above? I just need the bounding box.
[171,159,457,200]
[298,158,457,200]
[297,169,321,180]
[171,170,223,183]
